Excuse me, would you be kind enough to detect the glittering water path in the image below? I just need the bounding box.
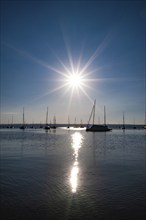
[0,128,145,220]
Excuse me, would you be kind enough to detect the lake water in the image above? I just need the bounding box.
[0,128,146,220]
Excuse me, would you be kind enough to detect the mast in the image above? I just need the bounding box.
[68,116,70,128]
[87,99,96,126]
[10,115,14,128]
[46,107,48,125]
[44,107,50,130]
[53,115,56,127]
[93,100,96,125]
[74,117,76,127]
[122,112,125,129]
[144,64,146,128]
[23,107,25,126]
[67,116,70,128]
[7,118,10,128]
[104,106,106,126]
[145,111,146,128]
[20,107,25,129]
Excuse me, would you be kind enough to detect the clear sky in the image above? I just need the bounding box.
[1,0,145,125]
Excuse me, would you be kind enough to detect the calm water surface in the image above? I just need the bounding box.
[0,128,146,220]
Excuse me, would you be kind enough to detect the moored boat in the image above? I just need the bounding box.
[44,107,50,130]
[20,107,25,130]
[44,125,50,130]
[67,116,70,128]
[144,111,146,129]
[122,112,125,130]
[51,115,57,129]
[86,100,112,132]
[80,119,84,128]
[86,124,112,132]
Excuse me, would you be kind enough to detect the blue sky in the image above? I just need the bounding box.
[1,0,145,125]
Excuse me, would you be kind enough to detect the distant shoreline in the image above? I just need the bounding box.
[0,124,145,130]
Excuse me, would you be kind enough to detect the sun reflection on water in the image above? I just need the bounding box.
[70,132,83,193]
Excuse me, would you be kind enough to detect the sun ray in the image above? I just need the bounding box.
[64,40,75,74]
[58,59,72,76]
[80,34,112,75]
[79,86,94,103]
[50,48,103,105]
[76,49,83,75]
[25,83,69,106]
[81,67,104,78]
[80,82,95,90]
[46,64,71,78]
[5,42,71,78]
[67,87,75,111]
[4,38,116,117]
[6,40,111,107]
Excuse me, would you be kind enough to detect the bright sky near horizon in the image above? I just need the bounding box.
[1,0,145,125]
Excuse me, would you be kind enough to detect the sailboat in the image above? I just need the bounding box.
[10,116,14,128]
[67,116,70,128]
[86,100,112,132]
[39,121,43,128]
[51,115,57,129]
[20,107,25,130]
[144,72,146,129]
[6,119,10,128]
[133,118,136,129]
[144,111,146,129]
[74,117,78,128]
[122,112,125,130]
[44,107,50,130]
[80,119,84,128]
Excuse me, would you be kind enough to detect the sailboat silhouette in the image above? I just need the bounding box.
[86,100,112,132]
[122,112,125,130]
[20,107,25,130]
[44,107,50,130]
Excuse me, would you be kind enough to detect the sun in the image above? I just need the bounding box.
[66,73,83,88]
[41,45,102,102]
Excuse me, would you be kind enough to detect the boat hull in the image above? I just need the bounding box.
[20,126,25,130]
[44,125,50,130]
[50,126,56,129]
[86,125,112,132]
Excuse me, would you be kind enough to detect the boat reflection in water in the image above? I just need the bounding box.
[70,132,83,193]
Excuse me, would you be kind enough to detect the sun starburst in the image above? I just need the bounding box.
[5,34,112,108]
[66,73,83,88]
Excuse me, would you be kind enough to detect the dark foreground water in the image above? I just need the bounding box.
[0,128,146,220]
